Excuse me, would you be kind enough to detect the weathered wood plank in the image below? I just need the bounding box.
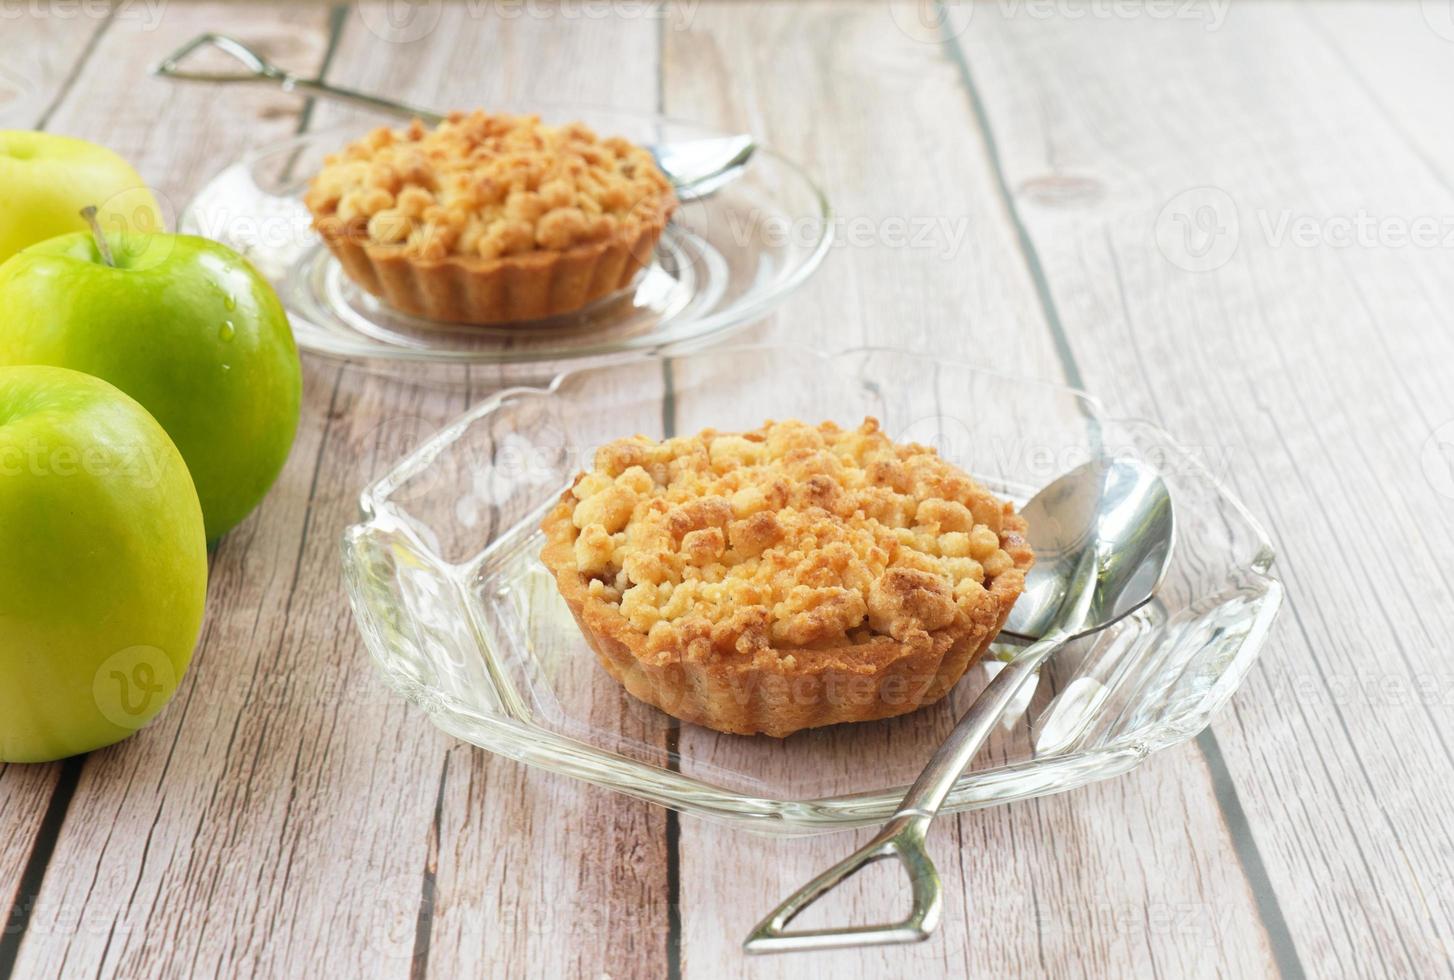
[0,5,110,129]
[663,4,1276,978]
[41,2,334,231]
[310,8,676,978]
[11,3,1454,977]
[9,5,675,979]
[954,1,1454,975]
[0,765,64,959]
[0,4,150,959]
[2,6,347,978]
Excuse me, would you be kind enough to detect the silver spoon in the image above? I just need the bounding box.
[150,34,755,202]
[744,457,1176,954]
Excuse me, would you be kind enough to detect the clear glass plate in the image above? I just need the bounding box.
[342,346,1283,836]
[178,111,831,368]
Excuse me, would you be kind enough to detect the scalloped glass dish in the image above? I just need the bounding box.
[342,346,1282,836]
[178,111,830,372]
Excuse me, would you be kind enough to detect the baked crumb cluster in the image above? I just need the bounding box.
[306,111,673,261]
[564,418,1019,660]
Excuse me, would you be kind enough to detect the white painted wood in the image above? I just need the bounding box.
[0,3,143,953]
[310,11,679,980]
[0,7,107,129]
[4,3,1451,978]
[3,6,680,979]
[952,1,1454,975]
[0,766,57,944]
[663,5,1276,978]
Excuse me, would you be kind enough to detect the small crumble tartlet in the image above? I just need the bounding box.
[304,111,677,325]
[540,418,1033,737]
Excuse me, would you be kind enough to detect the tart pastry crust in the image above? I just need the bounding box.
[305,111,676,324]
[540,418,1033,737]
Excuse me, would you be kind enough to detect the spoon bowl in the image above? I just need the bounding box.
[1003,456,1176,641]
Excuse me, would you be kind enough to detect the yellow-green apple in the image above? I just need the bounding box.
[0,131,164,263]
[0,230,302,539]
[0,365,207,763]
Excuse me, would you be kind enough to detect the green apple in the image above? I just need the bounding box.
[0,365,207,763]
[0,231,302,540]
[0,131,164,264]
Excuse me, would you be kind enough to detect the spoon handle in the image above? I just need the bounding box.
[743,629,1068,954]
[151,33,752,204]
[151,33,445,124]
[895,629,1067,821]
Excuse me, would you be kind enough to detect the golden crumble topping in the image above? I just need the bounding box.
[305,111,674,262]
[560,418,1022,660]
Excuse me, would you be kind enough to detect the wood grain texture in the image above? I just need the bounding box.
[0,2,146,959]
[0,5,110,129]
[4,6,345,978]
[0,765,62,954]
[6,5,677,980]
[663,4,1275,978]
[953,1,1454,975]
[5,2,1452,978]
[311,9,677,978]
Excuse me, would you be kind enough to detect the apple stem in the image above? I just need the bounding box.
[79,206,117,268]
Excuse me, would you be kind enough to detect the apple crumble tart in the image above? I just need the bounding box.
[540,418,1033,737]
[304,111,676,324]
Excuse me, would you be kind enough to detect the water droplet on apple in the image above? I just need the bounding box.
[221,364,232,372]
[219,321,236,342]
[223,294,238,312]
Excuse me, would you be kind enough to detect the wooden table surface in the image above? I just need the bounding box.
[4,2,1454,977]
